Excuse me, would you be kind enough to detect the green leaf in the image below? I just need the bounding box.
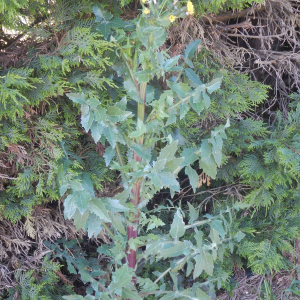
[203,251,214,275]
[105,198,129,212]
[96,22,111,40]
[109,17,125,28]
[67,92,86,105]
[163,157,184,174]
[81,172,95,197]
[179,100,190,119]
[186,259,193,277]
[64,194,77,219]
[103,146,116,166]
[181,148,199,166]
[209,228,220,246]
[129,119,147,138]
[167,82,190,98]
[122,288,142,300]
[218,245,225,262]
[110,212,126,235]
[193,253,204,279]
[153,159,167,173]
[128,237,144,252]
[73,209,89,230]
[170,210,185,240]
[160,242,186,258]
[199,140,217,179]
[188,202,198,224]
[86,98,100,109]
[229,241,234,253]
[184,39,201,59]
[94,107,106,123]
[148,27,167,49]
[211,134,223,167]
[164,55,181,71]
[211,219,226,239]
[158,141,178,161]
[93,4,112,22]
[192,86,202,103]
[185,68,202,86]
[160,90,174,105]
[136,20,167,49]
[194,230,203,249]
[87,213,104,238]
[137,278,159,293]
[73,190,92,214]
[130,143,151,162]
[91,122,104,143]
[160,293,176,300]
[110,265,133,290]
[185,57,194,68]
[124,76,141,103]
[158,172,179,187]
[146,84,155,103]
[147,172,163,189]
[103,123,118,148]
[203,91,211,108]
[81,113,93,132]
[147,216,165,231]
[234,231,246,242]
[190,99,205,115]
[185,165,198,192]
[194,251,214,278]
[88,198,111,222]
[107,106,131,123]
[134,70,152,83]
[97,244,110,256]
[206,78,222,94]
[166,110,176,125]
[196,288,210,300]
[169,271,178,290]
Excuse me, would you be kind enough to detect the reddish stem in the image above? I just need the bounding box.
[127,179,140,270]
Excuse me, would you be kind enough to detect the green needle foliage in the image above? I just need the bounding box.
[0,0,113,223]
[3,257,73,300]
[1,0,299,299]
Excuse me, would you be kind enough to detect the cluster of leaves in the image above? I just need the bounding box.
[49,204,245,300]
[49,1,250,299]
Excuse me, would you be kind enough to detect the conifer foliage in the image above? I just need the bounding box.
[1,0,300,299]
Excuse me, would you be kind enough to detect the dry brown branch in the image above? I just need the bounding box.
[0,206,84,290]
[203,5,267,23]
[166,0,300,120]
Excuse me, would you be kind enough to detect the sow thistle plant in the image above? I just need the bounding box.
[59,1,246,299]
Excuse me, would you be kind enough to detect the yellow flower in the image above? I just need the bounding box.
[169,15,176,22]
[143,7,150,14]
[141,0,147,3]
[187,0,194,15]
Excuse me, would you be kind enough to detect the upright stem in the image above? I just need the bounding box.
[126,82,147,273]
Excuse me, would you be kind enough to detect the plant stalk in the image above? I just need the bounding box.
[126,82,147,275]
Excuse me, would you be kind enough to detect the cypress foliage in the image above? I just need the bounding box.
[1,0,300,298]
